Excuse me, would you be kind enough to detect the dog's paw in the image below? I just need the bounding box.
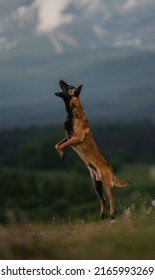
[55,143,59,151]
[60,151,65,160]
[55,145,65,159]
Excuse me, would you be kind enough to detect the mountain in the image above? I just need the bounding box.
[0,47,155,129]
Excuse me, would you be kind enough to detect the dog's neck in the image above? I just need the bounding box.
[65,97,86,119]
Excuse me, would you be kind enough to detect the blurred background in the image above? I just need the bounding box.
[0,0,155,223]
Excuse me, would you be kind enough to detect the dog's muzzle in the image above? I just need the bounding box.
[54,91,67,98]
[55,92,62,97]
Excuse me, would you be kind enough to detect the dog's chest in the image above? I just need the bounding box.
[64,118,74,138]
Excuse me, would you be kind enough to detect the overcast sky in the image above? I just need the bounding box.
[0,0,155,127]
[0,0,155,53]
[0,0,155,103]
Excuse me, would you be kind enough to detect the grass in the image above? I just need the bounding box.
[0,208,155,260]
[0,164,155,259]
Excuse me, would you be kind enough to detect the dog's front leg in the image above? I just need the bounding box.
[55,137,67,159]
[57,135,84,159]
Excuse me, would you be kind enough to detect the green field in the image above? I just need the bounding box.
[0,211,155,259]
[0,164,155,259]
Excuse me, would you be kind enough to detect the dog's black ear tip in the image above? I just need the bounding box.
[59,79,67,85]
[76,84,83,96]
[59,80,62,86]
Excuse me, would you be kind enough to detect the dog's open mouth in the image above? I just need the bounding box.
[59,84,63,91]
[55,89,64,97]
[54,80,68,97]
[54,89,65,97]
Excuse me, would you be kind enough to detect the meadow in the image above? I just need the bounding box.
[0,205,155,259]
[0,164,155,259]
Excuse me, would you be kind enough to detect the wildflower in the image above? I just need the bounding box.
[147,206,152,214]
[52,216,56,224]
[125,207,132,218]
[151,200,155,207]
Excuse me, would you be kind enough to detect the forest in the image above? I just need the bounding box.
[0,123,155,224]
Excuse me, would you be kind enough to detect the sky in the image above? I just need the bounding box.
[0,0,155,127]
[0,0,155,53]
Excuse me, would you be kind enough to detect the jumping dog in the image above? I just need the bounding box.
[54,80,131,219]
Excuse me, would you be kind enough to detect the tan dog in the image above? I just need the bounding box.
[54,80,131,219]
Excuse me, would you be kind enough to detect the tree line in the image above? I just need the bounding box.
[0,123,155,223]
[0,123,155,171]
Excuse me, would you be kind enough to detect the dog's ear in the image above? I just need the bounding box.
[75,85,83,96]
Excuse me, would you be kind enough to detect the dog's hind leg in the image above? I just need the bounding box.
[104,182,115,220]
[89,168,106,220]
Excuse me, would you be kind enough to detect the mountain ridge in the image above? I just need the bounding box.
[0,47,155,128]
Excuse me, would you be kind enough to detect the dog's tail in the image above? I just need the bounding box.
[113,176,131,187]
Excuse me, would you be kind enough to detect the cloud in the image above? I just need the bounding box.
[13,0,79,53]
[121,0,154,12]
[35,0,74,33]
[1,0,155,53]
[16,0,74,32]
[0,36,17,51]
[122,0,139,10]
[13,0,112,52]
[14,5,34,27]
[0,5,18,51]
[114,37,142,48]
[48,32,79,54]
[92,25,109,39]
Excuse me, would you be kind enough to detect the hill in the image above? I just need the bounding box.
[0,48,155,128]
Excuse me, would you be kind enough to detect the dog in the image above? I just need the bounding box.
[54,80,131,219]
